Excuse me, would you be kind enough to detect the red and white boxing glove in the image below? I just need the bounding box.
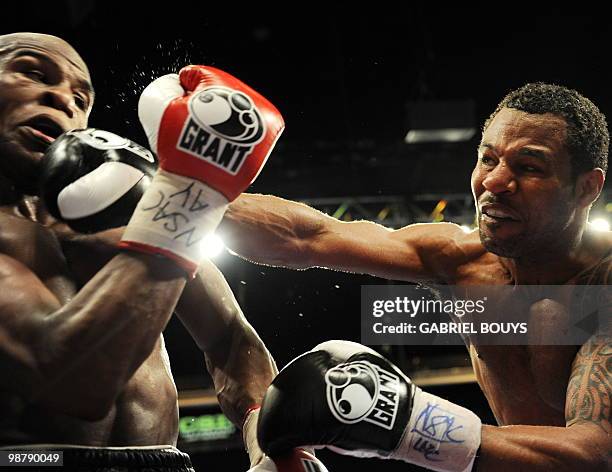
[120,65,284,274]
[247,449,329,472]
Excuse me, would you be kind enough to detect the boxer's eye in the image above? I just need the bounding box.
[23,69,46,83]
[480,155,496,166]
[520,165,542,173]
[74,94,87,111]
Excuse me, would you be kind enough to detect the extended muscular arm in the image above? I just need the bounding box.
[58,226,276,424]
[0,251,186,420]
[475,333,611,471]
[174,259,277,427]
[222,193,468,282]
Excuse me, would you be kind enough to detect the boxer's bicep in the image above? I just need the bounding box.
[565,332,612,434]
[0,254,62,394]
[311,220,464,282]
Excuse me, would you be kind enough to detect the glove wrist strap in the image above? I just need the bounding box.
[393,387,482,472]
[120,169,228,275]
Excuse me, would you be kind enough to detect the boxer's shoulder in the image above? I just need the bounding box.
[0,212,75,308]
[585,227,612,254]
[394,222,481,258]
[0,208,59,256]
[571,229,612,285]
[455,252,511,284]
[411,223,501,283]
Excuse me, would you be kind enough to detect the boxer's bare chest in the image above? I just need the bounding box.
[0,211,178,446]
[453,253,581,427]
[468,344,577,426]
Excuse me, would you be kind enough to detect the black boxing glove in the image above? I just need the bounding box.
[258,340,482,472]
[40,128,157,233]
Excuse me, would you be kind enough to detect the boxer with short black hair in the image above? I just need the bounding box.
[0,32,304,471]
[220,83,611,471]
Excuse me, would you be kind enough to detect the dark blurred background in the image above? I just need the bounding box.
[2,2,610,470]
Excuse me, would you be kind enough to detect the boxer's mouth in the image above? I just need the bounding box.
[20,116,65,144]
[480,204,521,222]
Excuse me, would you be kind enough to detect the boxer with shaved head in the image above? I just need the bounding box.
[0,33,92,195]
[0,33,310,471]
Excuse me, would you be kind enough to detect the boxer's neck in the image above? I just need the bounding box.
[15,196,49,223]
[0,195,55,225]
[501,226,593,284]
[0,173,54,224]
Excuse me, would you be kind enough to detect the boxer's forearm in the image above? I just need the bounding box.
[175,259,242,351]
[39,252,185,419]
[175,259,277,426]
[63,230,278,422]
[222,194,459,283]
[221,193,325,269]
[64,194,322,270]
[204,317,277,426]
[476,424,609,471]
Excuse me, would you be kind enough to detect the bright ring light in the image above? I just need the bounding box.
[589,218,610,232]
[200,234,225,258]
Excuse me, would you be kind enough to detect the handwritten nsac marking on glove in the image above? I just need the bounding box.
[411,403,465,461]
[142,182,209,246]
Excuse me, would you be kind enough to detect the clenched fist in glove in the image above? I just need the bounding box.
[257,341,482,472]
[120,66,284,275]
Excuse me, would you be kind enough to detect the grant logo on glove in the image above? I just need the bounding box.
[120,65,284,275]
[178,86,266,174]
[326,359,401,430]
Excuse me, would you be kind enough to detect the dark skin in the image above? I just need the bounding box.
[0,34,276,447]
[59,227,277,429]
[220,107,611,470]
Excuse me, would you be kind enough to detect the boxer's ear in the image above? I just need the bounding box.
[574,168,604,208]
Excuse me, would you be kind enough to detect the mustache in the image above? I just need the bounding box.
[479,194,515,207]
